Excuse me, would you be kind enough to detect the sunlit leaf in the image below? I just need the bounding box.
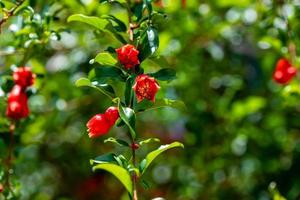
[75,78,115,99]
[67,14,109,30]
[93,163,132,195]
[139,142,184,174]
[139,138,160,146]
[94,52,118,66]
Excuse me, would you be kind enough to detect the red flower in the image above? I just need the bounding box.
[116,44,140,69]
[86,114,111,138]
[104,107,119,126]
[0,184,3,193]
[86,107,119,138]
[13,67,36,88]
[6,85,29,120]
[273,58,297,84]
[132,74,160,102]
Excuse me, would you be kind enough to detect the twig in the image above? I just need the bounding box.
[0,0,26,33]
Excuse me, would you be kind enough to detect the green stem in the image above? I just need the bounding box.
[4,121,15,199]
[0,0,25,32]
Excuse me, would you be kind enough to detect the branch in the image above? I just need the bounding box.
[0,0,26,33]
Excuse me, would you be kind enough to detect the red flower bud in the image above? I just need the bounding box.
[86,114,111,138]
[132,74,160,102]
[104,106,119,126]
[116,44,140,69]
[6,85,29,120]
[0,184,3,193]
[131,143,140,150]
[13,67,36,88]
[273,58,297,84]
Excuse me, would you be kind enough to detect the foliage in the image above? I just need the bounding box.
[1,0,300,200]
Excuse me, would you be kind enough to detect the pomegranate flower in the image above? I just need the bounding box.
[273,58,297,84]
[13,67,36,88]
[132,74,160,102]
[116,44,140,70]
[86,107,119,138]
[86,114,111,138]
[6,85,29,120]
[104,107,119,126]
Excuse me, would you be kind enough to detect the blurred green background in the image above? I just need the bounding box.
[1,0,300,199]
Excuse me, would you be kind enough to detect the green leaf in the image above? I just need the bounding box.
[103,14,127,32]
[75,78,115,99]
[149,68,176,81]
[140,142,184,174]
[94,52,118,66]
[116,99,137,139]
[133,2,145,22]
[105,22,128,44]
[143,0,153,15]
[139,138,160,146]
[88,66,127,82]
[93,163,132,195]
[138,26,159,61]
[104,137,130,147]
[90,153,117,165]
[67,14,109,30]
[134,98,187,112]
[124,75,136,106]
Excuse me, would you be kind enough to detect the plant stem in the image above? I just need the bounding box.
[4,121,15,199]
[0,0,26,33]
[131,140,138,200]
[126,1,139,199]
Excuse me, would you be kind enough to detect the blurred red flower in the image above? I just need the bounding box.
[13,67,36,88]
[6,85,29,120]
[273,58,297,84]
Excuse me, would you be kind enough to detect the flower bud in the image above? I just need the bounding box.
[104,106,119,126]
[6,85,29,120]
[132,74,160,102]
[116,44,140,69]
[273,58,297,84]
[13,67,36,88]
[131,143,140,150]
[86,114,111,138]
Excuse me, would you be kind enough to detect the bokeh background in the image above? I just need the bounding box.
[1,0,300,199]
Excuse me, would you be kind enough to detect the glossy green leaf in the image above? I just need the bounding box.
[93,163,132,195]
[143,0,153,15]
[140,142,184,174]
[103,14,127,32]
[67,14,109,30]
[116,99,137,139]
[75,78,115,99]
[94,52,118,66]
[88,66,127,82]
[149,68,176,81]
[138,26,159,61]
[124,75,136,106]
[104,22,128,44]
[90,153,117,165]
[104,137,130,147]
